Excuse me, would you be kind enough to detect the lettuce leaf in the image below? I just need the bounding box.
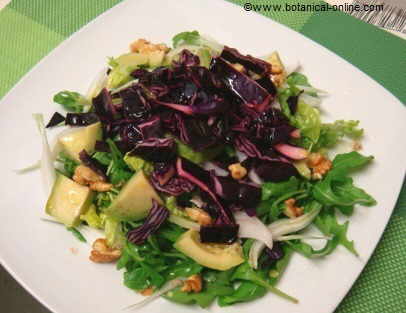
[80,204,103,229]
[314,120,363,151]
[53,90,89,113]
[292,100,321,143]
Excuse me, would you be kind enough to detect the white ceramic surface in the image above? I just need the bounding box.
[0,1,405,313]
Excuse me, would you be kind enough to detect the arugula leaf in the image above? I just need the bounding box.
[314,120,363,151]
[172,31,200,48]
[262,177,300,201]
[165,260,202,280]
[56,152,78,178]
[231,263,298,303]
[106,139,133,185]
[53,90,89,113]
[218,282,266,306]
[66,227,87,243]
[92,152,112,166]
[313,152,376,214]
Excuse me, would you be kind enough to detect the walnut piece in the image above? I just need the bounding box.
[89,238,121,263]
[130,38,169,53]
[181,275,202,293]
[140,287,154,296]
[228,163,247,180]
[307,153,332,180]
[284,198,304,219]
[185,207,212,226]
[73,165,112,191]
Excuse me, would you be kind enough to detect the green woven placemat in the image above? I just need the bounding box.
[0,1,405,312]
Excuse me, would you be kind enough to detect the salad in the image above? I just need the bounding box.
[32,31,376,308]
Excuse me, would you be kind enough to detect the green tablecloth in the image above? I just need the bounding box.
[0,1,405,312]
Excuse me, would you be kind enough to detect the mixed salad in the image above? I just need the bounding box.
[31,31,376,308]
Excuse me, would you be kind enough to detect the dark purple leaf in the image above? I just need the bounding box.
[151,174,195,196]
[46,112,65,128]
[254,161,299,182]
[127,200,169,245]
[153,163,176,185]
[120,123,143,147]
[264,242,284,260]
[93,88,115,119]
[129,138,176,162]
[200,225,239,244]
[210,57,272,112]
[138,116,162,139]
[220,46,271,76]
[65,113,99,127]
[173,49,200,67]
[287,94,299,114]
[78,149,108,181]
[119,85,151,121]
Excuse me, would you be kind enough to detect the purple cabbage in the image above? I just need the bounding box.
[78,149,108,181]
[200,225,239,244]
[127,200,169,245]
[220,46,271,76]
[119,85,151,121]
[46,112,65,128]
[210,57,272,112]
[138,116,162,139]
[254,161,299,182]
[65,113,99,127]
[129,138,176,162]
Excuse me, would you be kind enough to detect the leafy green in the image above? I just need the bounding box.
[231,263,298,303]
[165,196,188,218]
[56,152,78,178]
[164,269,234,308]
[53,90,89,113]
[95,189,118,209]
[262,177,300,201]
[286,72,311,87]
[313,152,376,214]
[80,205,103,229]
[218,282,266,306]
[92,152,112,166]
[175,139,222,164]
[292,100,321,144]
[104,216,125,249]
[123,153,153,175]
[314,120,363,151]
[66,227,87,243]
[106,139,133,185]
[172,31,201,48]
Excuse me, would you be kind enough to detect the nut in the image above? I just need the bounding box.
[89,238,121,263]
[73,165,111,191]
[130,38,169,53]
[89,181,113,192]
[140,287,154,296]
[185,207,212,226]
[284,198,304,219]
[228,163,247,180]
[266,52,287,88]
[352,141,362,151]
[307,153,332,180]
[181,275,202,293]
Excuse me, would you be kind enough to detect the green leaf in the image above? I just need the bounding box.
[106,139,133,185]
[124,153,153,174]
[80,205,103,229]
[262,177,300,200]
[231,263,298,303]
[66,227,87,243]
[218,282,266,306]
[165,260,202,280]
[172,31,200,48]
[175,139,222,164]
[92,152,112,166]
[164,196,188,218]
[313,152,376,212]
[56,152,78,178]
[293,100,321,143]
[287,72,311,87]
[53,90,88,112]
[314,120,363,151]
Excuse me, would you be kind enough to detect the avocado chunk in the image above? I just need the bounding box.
[46,175,94,227]
[58,122,102,162]
[105,171,162,221]
[174,230,244,271]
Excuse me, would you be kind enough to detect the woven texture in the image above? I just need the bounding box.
[0,1,405,312]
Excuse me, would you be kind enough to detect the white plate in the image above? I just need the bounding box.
[0,0,405,313]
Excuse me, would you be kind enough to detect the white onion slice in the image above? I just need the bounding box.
[168,215,200,231]
[235,211,273,249]
[248,169,263,185]
[248,208,321,269]
[86,67,108,100]
[123,279,183,310]
[203,162,228,176]
[277,234,330,241]
[33,114,56,196]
